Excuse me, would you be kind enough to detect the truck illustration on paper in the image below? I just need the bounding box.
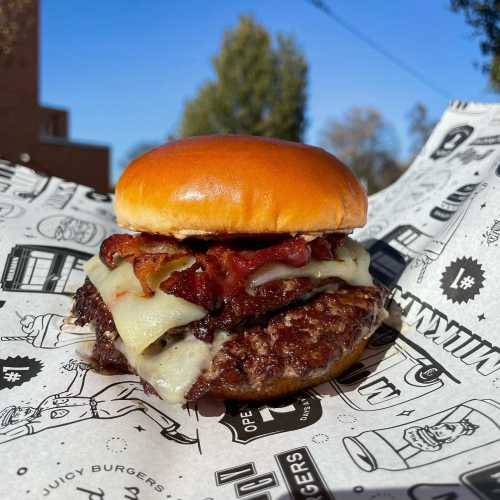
[1,244,91,295]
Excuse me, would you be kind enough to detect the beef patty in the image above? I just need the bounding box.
[187,284,385,400]
[72,277,386,400]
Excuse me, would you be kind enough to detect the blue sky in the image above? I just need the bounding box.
[40,0,499,184]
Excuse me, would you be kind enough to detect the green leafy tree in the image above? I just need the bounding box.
[321,107,403,195]
[450,0,500,90]
[180,15,308,141]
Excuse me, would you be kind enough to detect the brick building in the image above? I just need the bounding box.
[0,0,110,192]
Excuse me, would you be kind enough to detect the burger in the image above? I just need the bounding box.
[71,135,387,403]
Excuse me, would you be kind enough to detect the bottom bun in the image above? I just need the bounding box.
[205,337,369,400]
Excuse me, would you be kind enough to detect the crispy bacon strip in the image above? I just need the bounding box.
[133,253,190,296]
[98,232,347,304]
[310,233,347,260]
[100,233,185,269]
[204,237,312,297]
[99,234,137,268]
[160,236,344,306]
[160,263,220,311]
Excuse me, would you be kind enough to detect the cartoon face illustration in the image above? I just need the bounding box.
[344,399,500,472]
[404,419,479,452]
[427,420,477,444]
[0,406,36,426]
[36,216,105,246]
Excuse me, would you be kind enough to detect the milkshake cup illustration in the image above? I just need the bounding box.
[343,399,500,471]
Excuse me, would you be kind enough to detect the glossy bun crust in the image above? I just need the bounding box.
[115,135,367,236]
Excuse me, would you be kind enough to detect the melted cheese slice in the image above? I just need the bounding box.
[116,330,228,403]
[84,256,206,355]
[249,238,373,288]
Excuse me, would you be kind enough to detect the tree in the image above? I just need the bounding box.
[450,0,500,91]
[321,107,403,195]
[0,0,36,61]
[407,102,437,158]
[179,15,308,141]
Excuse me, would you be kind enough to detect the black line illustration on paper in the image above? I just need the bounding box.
[85,189,113,203]
[407,483,463,500]
[0,356,43,390]
[446,147,495,166]
[0,200,26,219]
[344,399,500,471]
[0,360,197,445]
[42,180,78,210]
[275,446,333,500]
[470,134,500,146]
[482,217,500,247]
[429,183,478,222]
[365,183,486,286]
[329,324,459,412]
[440,257,485,304]
[384,168,452,213]
[1,313,95,349]
[1,244,91,295]
[35,215,107,247]
[0,160,50,202]
[430,125,473,160]
[218,390,322,444]
[461,460,500,500]
[391,285,500,378]
[367,184,485,285]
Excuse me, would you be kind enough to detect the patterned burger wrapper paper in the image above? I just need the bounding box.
[0,101,500,500]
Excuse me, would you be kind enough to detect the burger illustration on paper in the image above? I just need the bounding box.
[69,135,388,403]
[37,215,106,247]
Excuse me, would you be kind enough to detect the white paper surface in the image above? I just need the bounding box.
[0,101,499,500]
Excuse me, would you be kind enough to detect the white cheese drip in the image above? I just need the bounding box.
[116,330,229,403]
[84,256,206,355]
[248,238,373,288]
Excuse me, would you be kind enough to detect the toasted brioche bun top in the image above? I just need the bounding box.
[115,135,367,237]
